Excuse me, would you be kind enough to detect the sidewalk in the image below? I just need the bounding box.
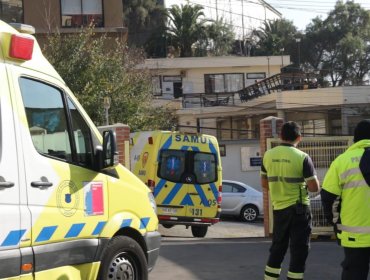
[159,217,265,239]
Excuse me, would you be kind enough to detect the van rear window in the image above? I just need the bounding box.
[158,149,217,184]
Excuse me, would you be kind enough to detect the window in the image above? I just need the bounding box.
[222,182,245,193]
[19,78,94,168]
[204,73,244,94]
[67,97,94,167]
[0,0,23,23]
[61,0,103,27]
[296,119,326,136]
[194,152,217,184]
[158,150,185,182]
[158,149,217,184]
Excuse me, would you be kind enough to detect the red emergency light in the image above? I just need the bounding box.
[9,34,34,61]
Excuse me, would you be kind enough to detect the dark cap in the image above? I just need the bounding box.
[354,119,370,142]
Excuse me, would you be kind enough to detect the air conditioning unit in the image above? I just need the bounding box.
[180,70,187,77]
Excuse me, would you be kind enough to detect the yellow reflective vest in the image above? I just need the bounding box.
[261,144,309,210]
[323,139,370,248]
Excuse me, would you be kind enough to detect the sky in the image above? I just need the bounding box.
[265,0,370,31]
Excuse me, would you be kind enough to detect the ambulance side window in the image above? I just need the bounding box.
[67,97,93,167]
[20,78,72,161]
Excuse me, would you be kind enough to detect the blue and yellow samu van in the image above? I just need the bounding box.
[130,131,223,237]
[0,20,160,279]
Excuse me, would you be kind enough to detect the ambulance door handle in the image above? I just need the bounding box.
[31,181,53,189]
[0,176,14,188]
[189,192,198,195]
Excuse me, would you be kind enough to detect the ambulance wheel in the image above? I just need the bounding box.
[191,225,208,238]
[98,236,148,280]
[240,205,259,222]
[162,224,174,229]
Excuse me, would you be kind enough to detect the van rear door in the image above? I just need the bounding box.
[156,147,219,221]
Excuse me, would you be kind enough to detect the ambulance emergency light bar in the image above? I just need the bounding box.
[9,34,34,60]
[5,23,35,61]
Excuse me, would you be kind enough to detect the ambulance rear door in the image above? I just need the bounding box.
[0,62,22,279]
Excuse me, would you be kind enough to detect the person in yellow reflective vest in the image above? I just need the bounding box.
[261,121,320,280]
[322,119,370,280]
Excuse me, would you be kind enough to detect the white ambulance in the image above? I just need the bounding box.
[0,20,160,279]
[130,131,223,238]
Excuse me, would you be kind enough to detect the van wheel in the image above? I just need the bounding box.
[191,226,208,238]
[97,236,147,280]
[240,205,259,222]
[162,224,174,229]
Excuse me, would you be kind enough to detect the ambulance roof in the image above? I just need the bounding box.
[0,20,63,81]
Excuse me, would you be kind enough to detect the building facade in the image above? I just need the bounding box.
[0,0,126,37]
[142,55,370,188]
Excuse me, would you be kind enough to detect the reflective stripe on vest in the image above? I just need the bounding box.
[340,167,368,189]
[337,224,370,234]
[268,176,304,183]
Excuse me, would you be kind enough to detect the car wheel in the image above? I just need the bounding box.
[191,225,208,238]
[97,236,148,280]
[240,205,259,222]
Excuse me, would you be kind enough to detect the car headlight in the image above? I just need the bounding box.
[148,192,157,214]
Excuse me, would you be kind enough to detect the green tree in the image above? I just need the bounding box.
[166,4,207,57]
[252,19,298,58]
[304,1,370,86]
[198,18,236,56]
[122,0,166,47]
[43,26,177,130]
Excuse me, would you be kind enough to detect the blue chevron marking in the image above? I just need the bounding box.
[195,184,210,207]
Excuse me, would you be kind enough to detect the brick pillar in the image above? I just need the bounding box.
[260,116,284,237]
[98,123,130,167]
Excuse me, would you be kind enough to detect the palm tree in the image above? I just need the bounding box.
[253,19,298,56]
[166,4,207,57]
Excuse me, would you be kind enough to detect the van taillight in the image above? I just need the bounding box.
[148,137,153,144]
[147,179,155,192]
[9,34,34,60]
[217,185,222,206]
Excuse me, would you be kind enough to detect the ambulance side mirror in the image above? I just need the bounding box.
[101,130,119,168]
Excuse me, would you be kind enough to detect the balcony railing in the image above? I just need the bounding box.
[182,92,235,108]
[181,73,320,108]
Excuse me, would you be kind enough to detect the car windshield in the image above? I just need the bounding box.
[158,149,217,184]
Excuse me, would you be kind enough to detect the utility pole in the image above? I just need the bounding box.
[215,0,219,21]
[241,0,245,56]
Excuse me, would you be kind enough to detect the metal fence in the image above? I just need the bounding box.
[266,136,353,234]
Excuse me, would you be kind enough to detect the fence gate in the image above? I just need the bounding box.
[266,136,353,235]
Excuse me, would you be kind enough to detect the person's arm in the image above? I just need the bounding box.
[306,177,320,192]
[303,155,321,192]
[260,162,269,191]
[320,189,338,225]
[321,160,342,225]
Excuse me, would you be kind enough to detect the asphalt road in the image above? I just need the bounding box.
[149,219,364,280]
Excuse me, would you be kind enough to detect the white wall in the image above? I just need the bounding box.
[220,139,262,191]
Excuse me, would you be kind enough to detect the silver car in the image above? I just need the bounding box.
[221,180,264,222]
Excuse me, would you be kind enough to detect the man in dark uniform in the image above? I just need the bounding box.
[261,121,320,280]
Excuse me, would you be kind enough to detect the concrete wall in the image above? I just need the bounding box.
[220,140,262,191]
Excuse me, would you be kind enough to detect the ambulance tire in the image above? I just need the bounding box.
[191,225,208,238]
[98,236,148,280]
[240,205,259,222]
[162,224,174,229]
